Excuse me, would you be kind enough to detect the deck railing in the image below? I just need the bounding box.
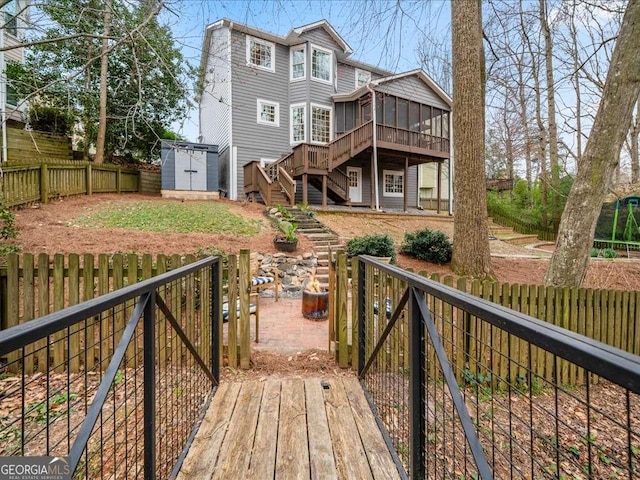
[376,125,450,153]
[355,256,640,479]
[0,257,222,479]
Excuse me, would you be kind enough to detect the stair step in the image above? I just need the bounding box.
[503,234,539,245]
[298,228,327,234]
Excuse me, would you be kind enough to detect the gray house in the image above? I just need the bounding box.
[198,19,452,211]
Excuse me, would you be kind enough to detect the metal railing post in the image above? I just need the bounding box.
[143,290,156,480]
[212,260,221,384]
[357,258,366,377]
[409,287,426,479]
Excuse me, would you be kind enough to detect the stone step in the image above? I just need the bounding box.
[297,228,327,234]
[503,234,539,245]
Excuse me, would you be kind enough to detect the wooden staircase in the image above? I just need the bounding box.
[244,123,378,206]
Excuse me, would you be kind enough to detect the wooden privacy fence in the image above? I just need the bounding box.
[1,162,141,208]
[0,251,254,372]
[330,251,640,384]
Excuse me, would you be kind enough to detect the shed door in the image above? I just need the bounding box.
[175,148,207,191]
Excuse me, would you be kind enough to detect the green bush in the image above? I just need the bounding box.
[346,234,395,263]
[591,248,618,259]
[400,228,452,264]
[28,104,74,136]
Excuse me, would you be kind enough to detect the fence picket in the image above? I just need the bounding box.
[83,254,95,370]
[5,254,19,372]
[38,254,50,372]
[239,249,251,369]
[68,254,80,372]
[23,254,35,374]
[336,251,349,368]
[227,254,238,368]
[53,254,65,373]
[98,254,110,370]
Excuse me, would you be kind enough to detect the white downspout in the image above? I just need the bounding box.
[448,111,454,216]
[366,85,379,211]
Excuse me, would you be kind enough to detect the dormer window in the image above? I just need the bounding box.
[290,45,306,80]
[246,36,275,72]
[311,45,332,83]
[355,69,371,88]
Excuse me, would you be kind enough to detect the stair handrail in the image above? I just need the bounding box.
[329,120,374,170]
[255,163,274,205]
[326,168,349,200]
[278,166,296,205]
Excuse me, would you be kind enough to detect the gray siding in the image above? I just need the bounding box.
[200,27,232,149]
[336,63,355,94]
[289,79,308,105]
[298,28,342,52]
[230,30,291,199]
[161,148,175,190]
[336,63,385,94]
[379,163,418,209]
[376,75,449,110]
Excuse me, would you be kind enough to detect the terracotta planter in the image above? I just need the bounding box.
[302,290,329,320]
[273,237,298,252]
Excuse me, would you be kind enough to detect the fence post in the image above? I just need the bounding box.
[86,164,92,196]
[336,251,348,368]
[239,249,251,370]
[143,290,156,480]
[357,258,366,377]
[408,287,426,479]
[40,163,48,204]
[212,259,221,384]
[116,167,121,194]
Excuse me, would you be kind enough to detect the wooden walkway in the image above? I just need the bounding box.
[177,376,401,479]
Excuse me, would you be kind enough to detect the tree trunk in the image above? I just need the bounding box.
[632,100,639,183]
[451,0,493,279]
[544,0,640,288]
[540,0,560,227]
[569,0,583,169]
[94,0,112,164]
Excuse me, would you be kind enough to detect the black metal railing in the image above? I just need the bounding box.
[0,257,222,479]
[356,256,640,479]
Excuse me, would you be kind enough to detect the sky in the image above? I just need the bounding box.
[163,0,451,141]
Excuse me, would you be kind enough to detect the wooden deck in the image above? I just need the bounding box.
[177,376,401,479]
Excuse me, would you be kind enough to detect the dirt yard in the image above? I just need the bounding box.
[11,194,640,290]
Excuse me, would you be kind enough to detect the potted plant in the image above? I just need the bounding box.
[273,220,298,252]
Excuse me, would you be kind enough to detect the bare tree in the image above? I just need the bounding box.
[544,0,640,287]
[451,0,493,279]
[631,100,640,183]
[94,0,112,164]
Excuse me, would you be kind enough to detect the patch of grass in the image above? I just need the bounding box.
[71,201,263,235]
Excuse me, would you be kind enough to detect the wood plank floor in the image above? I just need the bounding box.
[177,376,401,479]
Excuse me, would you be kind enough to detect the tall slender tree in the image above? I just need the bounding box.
[451,0,493,279]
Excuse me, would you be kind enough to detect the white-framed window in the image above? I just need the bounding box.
[311,45,332,83]
[246,35,275,72]
[311,103,332,144]
[257,99,280,126]
[383,170,404,197]
[290,45,306,81]
[3,1,18,37]
[355,69,371,88]
[290,103,306,144]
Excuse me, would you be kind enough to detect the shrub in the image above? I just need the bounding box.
[28,104,75,136]
[346,233,395,263]
[400,228,452,264]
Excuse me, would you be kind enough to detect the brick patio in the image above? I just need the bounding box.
[254,297,329,353]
